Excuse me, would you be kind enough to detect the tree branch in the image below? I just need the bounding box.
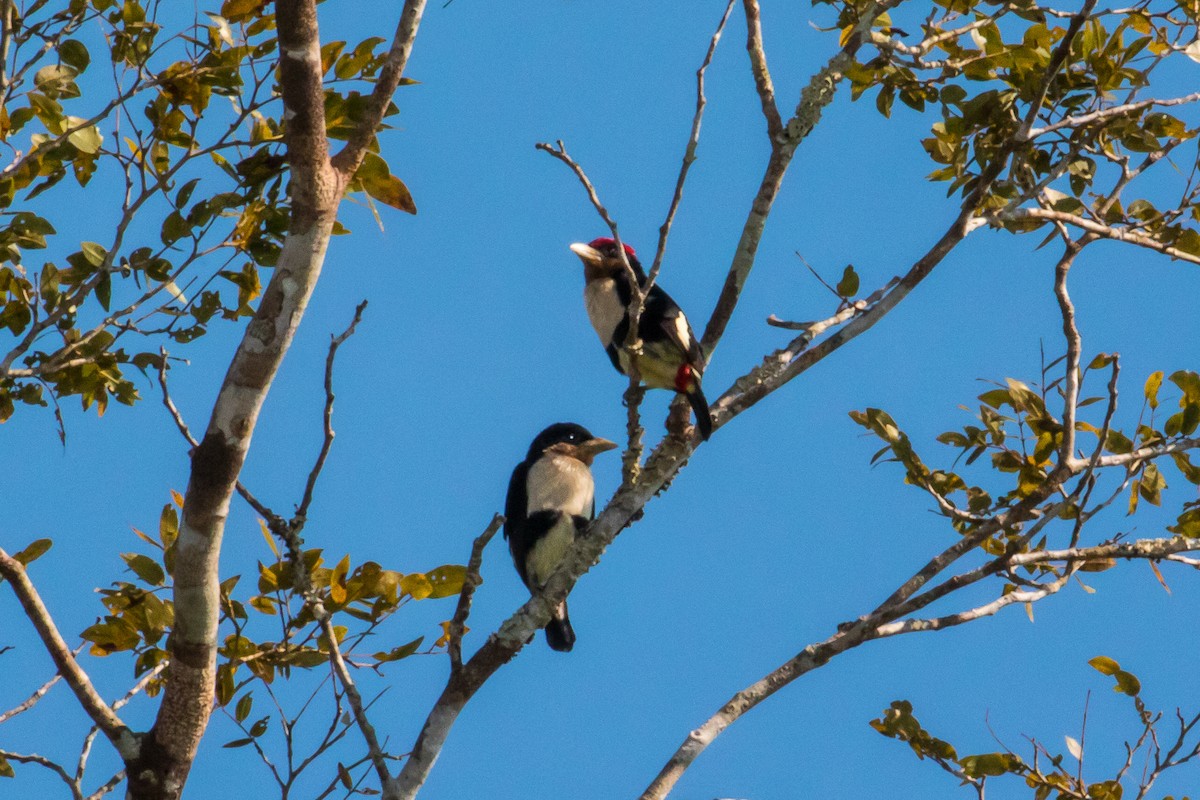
[330,0,427,174]
[447,514,503,674]
[989,207,1200,266]
[0,550,135,758]
[700,0,899,354]
[297,300,369,521]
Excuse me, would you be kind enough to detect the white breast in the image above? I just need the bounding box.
[526,455,594,517]
[583,278,625,345]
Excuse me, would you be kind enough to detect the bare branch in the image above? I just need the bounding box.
[331,0,427,174]
[448,514,504,673]
[989,207,1200,265]
[1027,92,1200,139]
[1052,237,1087,469]
[0,665,66,724]
[535,140,648,475]
[648,0,736,281]
[297,300,369,520]
[156,349,281,527]
[741,0,783,141]
[701,0,899,354]
[0,749,79,796]
[0,550,135,758]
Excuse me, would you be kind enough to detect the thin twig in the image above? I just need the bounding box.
[156,348,280,525]
[297,300,369,520]
[448,514,503,673]
[0,664,68,724]
[648,0,735,281]
[536,140,648,478]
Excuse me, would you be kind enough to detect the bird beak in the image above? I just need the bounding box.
[569,242,603,265]
[576,437,618,464]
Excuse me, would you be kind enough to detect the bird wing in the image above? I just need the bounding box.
[642,284,704,369]
[504,460,533,588]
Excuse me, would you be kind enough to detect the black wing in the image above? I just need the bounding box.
[639,283,703,369]
[504,460,532,588]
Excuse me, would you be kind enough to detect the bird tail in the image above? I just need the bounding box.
[544,600,576,652]
[686,383,712,441]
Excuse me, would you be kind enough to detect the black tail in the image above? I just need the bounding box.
[544,601,576,652]
[686,384,712,441]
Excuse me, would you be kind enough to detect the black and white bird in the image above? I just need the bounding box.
[504,422,617,652]
[569,238,713,440]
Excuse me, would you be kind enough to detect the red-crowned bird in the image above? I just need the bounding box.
[504,422,617,652]
[569,238,713,440]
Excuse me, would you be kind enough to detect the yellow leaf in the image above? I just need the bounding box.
[435,620,456,648]
[329,554,350,605]
[258,519,280,559]
[1148,560,1171,594]
[171,489,185,508]
[400,572,433,600]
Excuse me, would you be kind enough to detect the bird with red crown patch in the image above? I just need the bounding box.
[568,238,713,440]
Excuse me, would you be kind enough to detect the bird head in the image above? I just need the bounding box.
[528,422,618,466]
[569,238,643,282]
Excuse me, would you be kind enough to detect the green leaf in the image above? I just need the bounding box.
[1113,669,1141,696]
[426,564,468,598]
[59,40,91,73]
[122,552,166,586]
[354,152,416,214]
[80,241,107,267]
[0,755,12,778]
[373,636,424,663]
[67,125,102,155]
[222,737,254,749]
[1088,655,1120,675]
[1170,370,1200,405]
[959,752,1021,778]
[1103,430,1133,454]
[234,693,253,723]
[400,572,433,599]
[95,270,111,311]
[835,265,859,298]
[13,538,53,565]
[1086,780,1123,800]
[159,504,179,547]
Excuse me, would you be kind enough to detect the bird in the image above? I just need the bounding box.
[568,237,713,440]
[504,422,617,652]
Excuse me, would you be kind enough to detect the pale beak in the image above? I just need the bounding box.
[576,437,618,464]
[569,242,603,265]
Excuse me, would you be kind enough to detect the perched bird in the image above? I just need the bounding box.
[504,422,617,652]
[569,238,713,440]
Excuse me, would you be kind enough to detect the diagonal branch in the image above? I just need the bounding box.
[989,207,1200,266]
[639,532,1200,800]
[331,0,427,174]
[700,0,899,355]
[741,0,783,143]
[0,550,135,758]
[447,514,503,674]
[0,664,67,724]
[648,0,735,281]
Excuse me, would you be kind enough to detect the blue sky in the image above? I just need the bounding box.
[4,1,1200,798]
